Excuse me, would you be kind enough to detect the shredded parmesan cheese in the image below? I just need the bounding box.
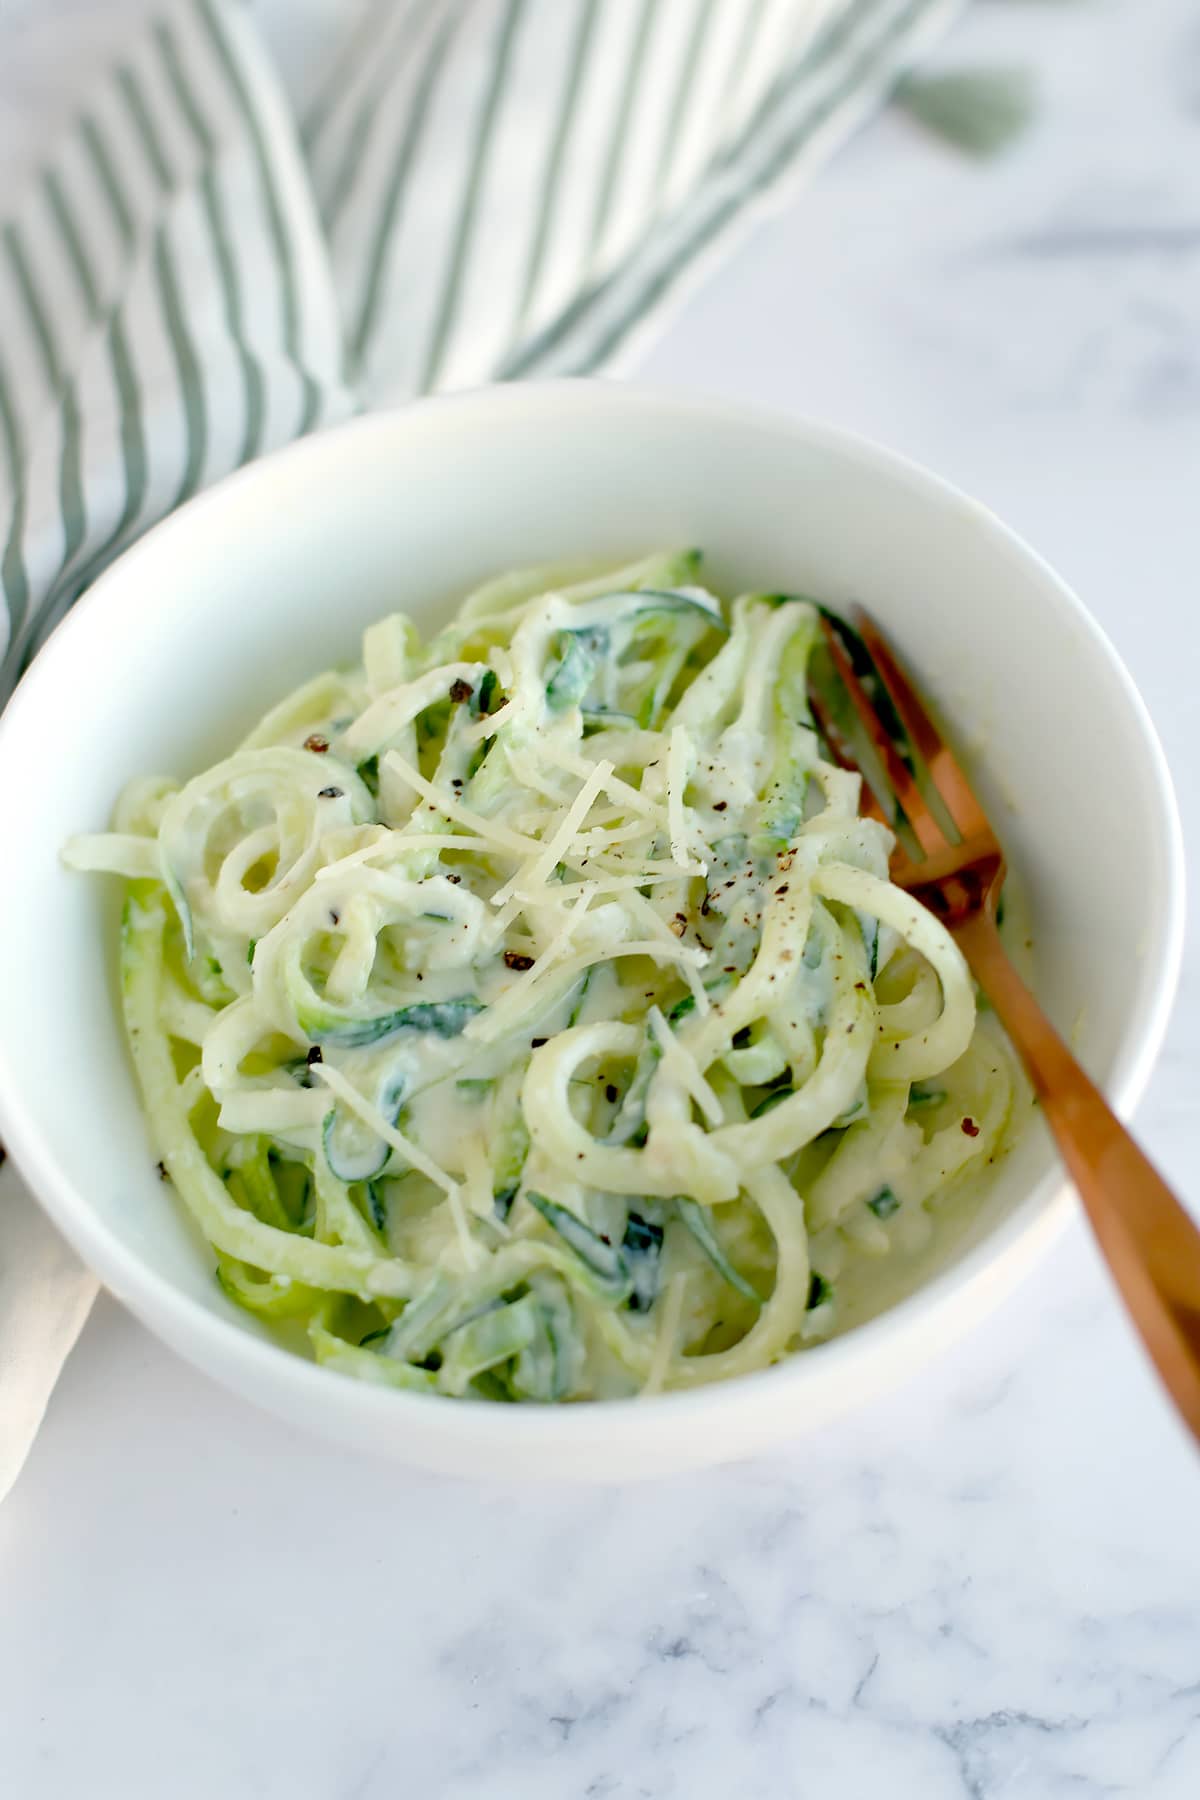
[382,749,539,855]
[648,1007,724,1126]
[311,1062,460,1201]
[666,725,695,870]
[641,1273,688,1397]
[490,759,613,908]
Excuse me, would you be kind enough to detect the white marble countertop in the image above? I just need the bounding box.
[3,3,1199,1795]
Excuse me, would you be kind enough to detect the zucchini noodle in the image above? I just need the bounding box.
[64,551,1020,1402]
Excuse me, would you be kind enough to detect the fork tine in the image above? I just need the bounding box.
[808,678,926,889]
[806,686,890,829]
[853,609,992,842]
[817,615,948,857]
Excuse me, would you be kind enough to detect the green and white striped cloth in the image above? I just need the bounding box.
[0,0,963,1498]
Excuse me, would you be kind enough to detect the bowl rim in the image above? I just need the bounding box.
[0,378,1186,1448]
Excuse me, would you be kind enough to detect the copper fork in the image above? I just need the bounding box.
[811,610,1200,1446]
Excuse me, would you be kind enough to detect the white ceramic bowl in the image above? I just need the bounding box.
[0,384,1184,1479]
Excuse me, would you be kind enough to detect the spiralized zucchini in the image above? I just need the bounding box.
[64,552,1018,1401]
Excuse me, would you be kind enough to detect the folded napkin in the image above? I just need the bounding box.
[0,0,964,1498]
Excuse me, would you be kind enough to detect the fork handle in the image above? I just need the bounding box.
[956,911,1200,1444]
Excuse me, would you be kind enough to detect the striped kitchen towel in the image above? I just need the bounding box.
[0,0,964,1498]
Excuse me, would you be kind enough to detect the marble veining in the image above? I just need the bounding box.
[2,1,1200,1795]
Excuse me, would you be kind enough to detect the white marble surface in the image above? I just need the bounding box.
[4,2,1200,1794]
